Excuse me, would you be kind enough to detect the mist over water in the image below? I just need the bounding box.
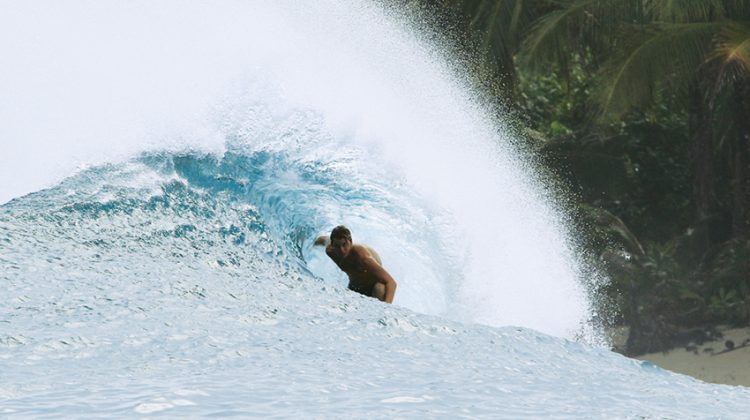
[1,1,593,338]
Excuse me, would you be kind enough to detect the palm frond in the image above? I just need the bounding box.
[457,0,544,68]
[646,0,727,23]
[475,0,518,66]
[594,22,720,119]
[519,0,644,75]
[444,0,552,94]
[720,0,750,20]
[708,22,750,90]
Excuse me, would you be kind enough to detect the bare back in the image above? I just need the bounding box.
[365,246,382,266]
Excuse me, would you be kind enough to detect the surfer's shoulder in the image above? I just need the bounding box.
[351,245,380,264]
[350,244,369,255]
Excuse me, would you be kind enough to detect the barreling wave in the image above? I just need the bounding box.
[0,0,597,339]
[2,123,459,319]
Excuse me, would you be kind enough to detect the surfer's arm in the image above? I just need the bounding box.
[361,256,397,304]
[314,235,330,247]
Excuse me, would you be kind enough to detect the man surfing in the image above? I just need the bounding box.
[314,225,397,303]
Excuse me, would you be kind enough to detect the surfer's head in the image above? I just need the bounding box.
[330,225,351,241]
[330,225,352,258]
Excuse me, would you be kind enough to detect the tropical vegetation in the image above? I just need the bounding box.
[424,0,750,354]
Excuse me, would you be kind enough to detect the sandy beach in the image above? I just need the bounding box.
[635,327,750,387]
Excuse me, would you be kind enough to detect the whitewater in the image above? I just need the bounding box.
[2,0,749,417]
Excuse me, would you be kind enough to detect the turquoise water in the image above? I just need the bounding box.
[3,147,750,418]
[3,1,750,417]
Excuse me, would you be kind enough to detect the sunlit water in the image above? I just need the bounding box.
[2,0,750,417]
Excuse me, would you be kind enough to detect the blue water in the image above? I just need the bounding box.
[3,0,750,417]
[3,146,750,417]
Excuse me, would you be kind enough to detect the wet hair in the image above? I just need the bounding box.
[330,225,352,241]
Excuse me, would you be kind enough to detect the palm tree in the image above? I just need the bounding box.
[441,0,750,342]
[431,0,552,98]
[452,0,750,252]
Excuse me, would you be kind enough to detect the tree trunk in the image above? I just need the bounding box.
[688,80,715,256]
[732,77,750,237]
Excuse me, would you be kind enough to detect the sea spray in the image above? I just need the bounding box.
[2,0,594,339]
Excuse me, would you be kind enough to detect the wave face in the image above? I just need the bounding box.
[3,142,750,418]
[3,0,750,417]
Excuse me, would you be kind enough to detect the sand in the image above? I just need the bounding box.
[636,327,750,387]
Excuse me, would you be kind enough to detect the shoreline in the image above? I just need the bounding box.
[632,327,750,387]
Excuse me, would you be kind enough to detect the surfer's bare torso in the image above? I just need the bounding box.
[315,227,397,303]
[327,244,382,295]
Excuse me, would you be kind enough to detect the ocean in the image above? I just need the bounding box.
[2,1,750,417]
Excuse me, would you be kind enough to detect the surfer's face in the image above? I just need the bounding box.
[330,237,352,258]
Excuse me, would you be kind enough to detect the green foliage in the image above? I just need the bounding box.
[440,0,750,352]
[514,0,750,121]
[430,0,553,97]
[517,53,594,135]
[649,0,729,23]
[701,239,750,323]
[520,57,692,241]
[595,22,718,119]
[708,288,742,320]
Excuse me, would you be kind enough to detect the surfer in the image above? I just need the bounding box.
[314,225,397,303]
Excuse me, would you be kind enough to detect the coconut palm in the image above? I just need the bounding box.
[452,0,750,249]
[432,0,552,97]
[441,0,750,342]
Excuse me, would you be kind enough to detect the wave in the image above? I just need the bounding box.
[0,0,594,338]
[3,69,597,341]
[4,163,750,416]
